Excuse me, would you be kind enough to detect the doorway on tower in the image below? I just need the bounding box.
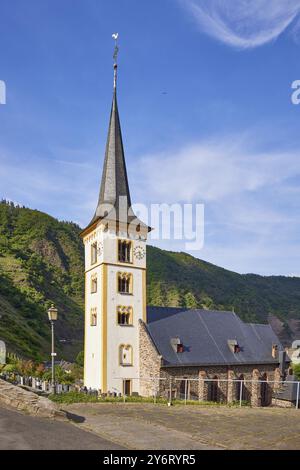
[123,379,132,396]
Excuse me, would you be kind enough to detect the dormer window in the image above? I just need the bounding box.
[171,337,184,353]
[228,339,240,353]
[118,240,132,263]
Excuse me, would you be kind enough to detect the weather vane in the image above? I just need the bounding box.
[112,33,119,89]
[112,33,119,64]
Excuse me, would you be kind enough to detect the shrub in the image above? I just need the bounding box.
[75,351,84,367]
[42,365,75,385]
[292,363,300,380]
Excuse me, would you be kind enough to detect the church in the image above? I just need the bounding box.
[80,48,287,406]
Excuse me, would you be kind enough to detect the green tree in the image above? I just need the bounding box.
[184,292,198,309]
[75,351,84,367]
[42,365,75,385]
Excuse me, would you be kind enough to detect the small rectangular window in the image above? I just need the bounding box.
[91,242,97,265]
[91,275,97,294]
[90,308,97,326]
[118,240,132,263]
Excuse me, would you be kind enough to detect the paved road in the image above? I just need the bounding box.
[0,405,125,450]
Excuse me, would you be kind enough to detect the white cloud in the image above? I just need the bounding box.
[133,136,300,204]
[131,133,300,274]
[0,147,99,226]
[180,0,300,48]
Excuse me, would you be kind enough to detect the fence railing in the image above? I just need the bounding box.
[2,371,300,409]
[112,376,300,409]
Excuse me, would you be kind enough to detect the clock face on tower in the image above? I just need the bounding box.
[133,245,145,260]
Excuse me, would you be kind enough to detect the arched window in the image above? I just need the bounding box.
[118,273,132,294]
[91,242,97,265]
[208,376,219,402]
[91,274,97,293]
[117,306,133,325]
[119,344,133,366]
[90,308,97,327]
[118,240,132,263]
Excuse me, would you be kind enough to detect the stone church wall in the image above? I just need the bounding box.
[139,320,163,397]
[139,321,283,406]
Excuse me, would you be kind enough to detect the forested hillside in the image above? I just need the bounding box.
[0,201,299,359]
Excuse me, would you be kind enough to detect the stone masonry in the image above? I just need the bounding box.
[0,379,66,419]
[139,321,283,406]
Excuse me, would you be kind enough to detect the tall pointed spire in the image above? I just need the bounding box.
[83,35,151,234]
[97,76,132,212]
[88,34,135,227]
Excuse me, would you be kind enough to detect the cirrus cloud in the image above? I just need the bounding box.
[180,0,300,48]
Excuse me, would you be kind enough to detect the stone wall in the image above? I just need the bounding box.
[158,365,281,406]
[0,379,66,419]
[139,320,284,407]
[139,320,163,397]
[271,398,295,408]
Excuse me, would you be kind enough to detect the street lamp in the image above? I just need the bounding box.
[48,304,58,394]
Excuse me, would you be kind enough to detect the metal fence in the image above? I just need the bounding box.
[113,376,300,409]
[2,371,300,409]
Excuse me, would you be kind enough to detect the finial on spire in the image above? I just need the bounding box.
[112,33,119,89]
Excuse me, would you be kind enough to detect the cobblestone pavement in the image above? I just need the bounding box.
[65,403,300,450]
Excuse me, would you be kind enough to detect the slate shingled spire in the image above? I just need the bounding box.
[90,83,132,221]
[84,39,150,233]
[88,59,137,228]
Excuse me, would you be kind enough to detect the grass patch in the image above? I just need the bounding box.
[49,392,168,405]
[49,392,230,406]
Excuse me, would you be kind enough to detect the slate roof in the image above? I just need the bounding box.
[145,306,284,367]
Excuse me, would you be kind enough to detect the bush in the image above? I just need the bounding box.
[292,363,300,380]
[48,392,232,406]
[42,365,75,385]
[49,392,99,404]
[2,363,19,373]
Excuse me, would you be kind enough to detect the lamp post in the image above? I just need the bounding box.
[47,304,58,395]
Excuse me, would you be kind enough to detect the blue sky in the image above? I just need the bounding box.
[1,0,300,275]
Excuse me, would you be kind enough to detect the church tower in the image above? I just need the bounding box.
[81,38,150,395]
